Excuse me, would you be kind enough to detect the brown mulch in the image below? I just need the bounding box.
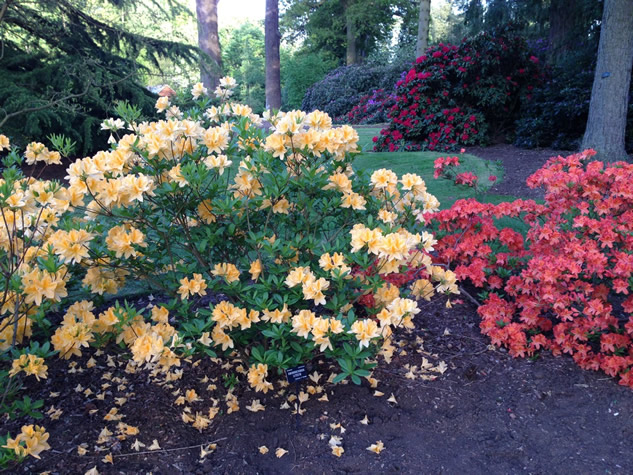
[467,144,571,200]
[8,298,632,474]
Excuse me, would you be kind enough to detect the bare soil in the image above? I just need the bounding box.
[8,298,632,475]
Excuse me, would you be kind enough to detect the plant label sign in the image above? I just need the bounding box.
[285,364,308,383]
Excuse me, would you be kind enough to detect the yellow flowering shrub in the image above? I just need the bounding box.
[54,78,458,388]
[0,134,76,465]
[0,75,458,420]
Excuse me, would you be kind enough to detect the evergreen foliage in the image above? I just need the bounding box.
[0,0,198,155]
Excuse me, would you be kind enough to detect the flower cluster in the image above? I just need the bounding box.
[2,425,50,459]
[373,28,543,152]
[427,150,633,388]
[9,353,48,381]
[344,89,396,125]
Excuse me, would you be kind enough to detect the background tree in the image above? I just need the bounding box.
[582,0,633,160]
[265,0,282,109]
[280,0,405,66]
[416,0,431,57]
[221,22,266,112]
[196,0,222,90]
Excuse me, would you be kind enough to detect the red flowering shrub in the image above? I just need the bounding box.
[425,150,633,388]
[345,89,396,125]
[374,28,543,152]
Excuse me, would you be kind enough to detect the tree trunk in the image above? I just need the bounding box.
[548,0,581,62]
[265,0,282,110]
[346,6,358,66]
[581,0,633,161]
[416,0,431,58]
[196,0,222,90]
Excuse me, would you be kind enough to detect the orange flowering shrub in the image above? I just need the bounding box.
[426,150,633,388]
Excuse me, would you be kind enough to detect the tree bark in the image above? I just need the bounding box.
[346,11,358,66]
[581,0,633,161]
[265,0,282,110]
[196,0,222,90]
[416,0,431,58]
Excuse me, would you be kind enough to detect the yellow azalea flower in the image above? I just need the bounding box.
[21,269,67,306]
[151,305,169,323]
[264,133,287,159]
[2,425,50,459]
[105,226,147,259]
[258,446,269,454]
[411,279,434,301]
[219,76,237,89]
[341,192,366,210]
[6,191,26,208]
[155,96,170,112]
[204,154,232,175]
[349,224,383,253]
[305,109,332,130]
[285,266,313,288]
[197,200,217,224]
[431,266,460,294]
[178,273,208,299]
[191,82,208,99]
[378,208,398,224]
[367,440,384,454]
[185,389,200,403]
[350,319,380,348]
[275,448,288,458]
[272,198,290,214]
[167,164,187,187]
[291,310,316,338]
[375,283,400,306]
[328,318,344,334]
[261,304,292,324]
[249,259,262,281]
[400,173,426,191]
[0,134,10,151]
[301,276,330,306]
[203,126,230,154]
[9,354,48,381]
[211,325,234,351]
[48,229,93,264]
[212,263,240,283]
[332,446,344,457]
[130,332,164,363]
[387,298,420,320]
[247,363,273,393]
[322,173,352,193]
[370,169,398,189]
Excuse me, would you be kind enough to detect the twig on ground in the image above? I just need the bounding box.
[112,438,228,458]
[459,286,481,307]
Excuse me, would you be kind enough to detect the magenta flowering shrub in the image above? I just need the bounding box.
[345,89,396,125]
[374,28,544,152]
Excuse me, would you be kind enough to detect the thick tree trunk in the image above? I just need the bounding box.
[582,0,633,161]
[548,0,581,62]
[196,0,222,90]
[265,0,282,110]
[346,12,358,66]
[416,0,431,58]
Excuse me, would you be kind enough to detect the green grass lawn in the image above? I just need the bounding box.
[354,126,383,152]
[353,151,504,209]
